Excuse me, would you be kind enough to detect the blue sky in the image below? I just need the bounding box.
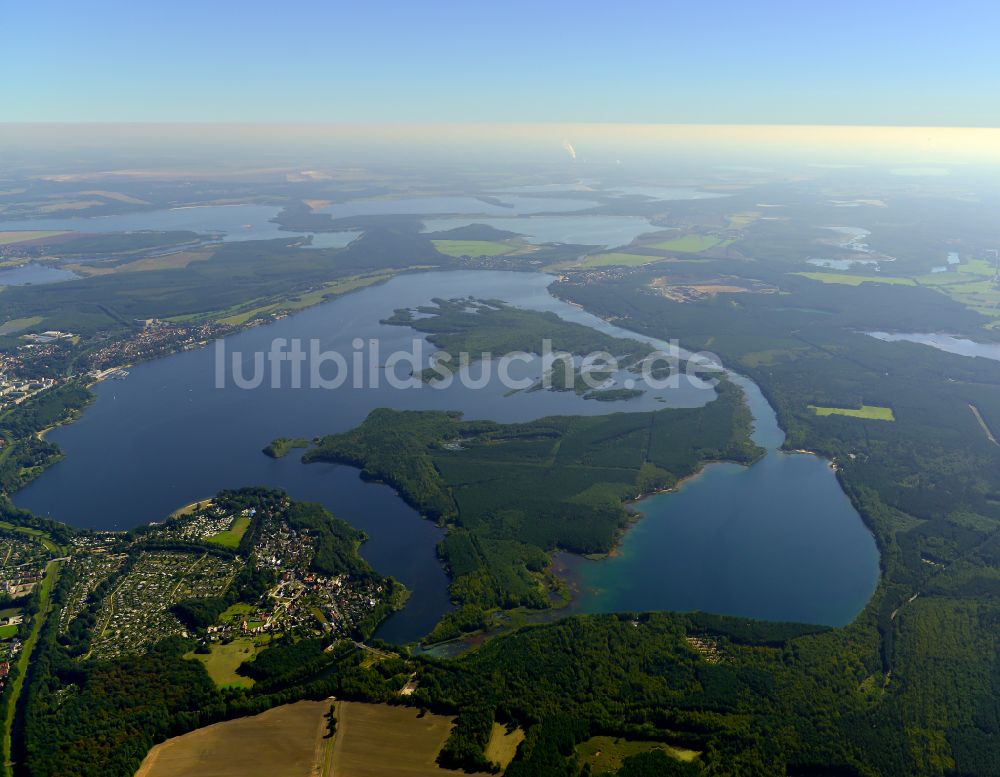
[4,0,999,125]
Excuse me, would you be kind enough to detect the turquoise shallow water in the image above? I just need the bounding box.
[561,375,880,627]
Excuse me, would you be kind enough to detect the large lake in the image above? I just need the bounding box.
[16,271,879,640]
[0,262,80,286]
[867,331,1000,363]
[0,205,360,247]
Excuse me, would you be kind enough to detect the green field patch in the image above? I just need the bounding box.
[578,252,665,267]
[0,316,44,336]
[648,235,731,253]
[188,638,259,688]
[576,735,700,774]
[0,624,17,640]
[484,723,525,769]
[957,258,996,277]
[809,404,895,421]
[795,272,916,287]
[217,270,401,326]
[206,516,251,549]
[432,240,515,258]
[219,602,255,623]
[0,231,68,246]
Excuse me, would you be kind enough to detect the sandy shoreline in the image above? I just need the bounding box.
[168,497,214,520]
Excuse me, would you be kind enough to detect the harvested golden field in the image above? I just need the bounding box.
[330,701,485,777]
[135,699,486,777]
[135,700,330,777]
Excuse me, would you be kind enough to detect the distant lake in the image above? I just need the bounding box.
[608,186,730,201]
[319,195,599,219]
[867,331,1000,362]
[0,262,80,286]
[0,205,360,246]
[0,197,602,251]
[807,257,880,270]
[16,271,879,639]
[422,215,659,248]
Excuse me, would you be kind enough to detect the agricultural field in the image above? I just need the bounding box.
[578,251,663,267]
[135,700,332,777]
[135,700,473,777]
[68,249,215,276]
[431,239,515,258]
[916,259,1000,322]
[330,701,477,777]
[809,404,896,421]
[795,271,917,286]
[0,231,67,245]
[575,735,700,774]
[648,235,732,253]
[0,316,43,336]
[216,269,401,326]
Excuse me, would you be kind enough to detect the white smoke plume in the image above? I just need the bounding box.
[562,141,577,161]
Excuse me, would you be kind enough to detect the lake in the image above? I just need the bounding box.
[559,375,880,627]
[867,331,1000,362]
[607,185,730,201]
[0,205,360,247]
[319,195,599,218]
[15,270,879,640]
[0,262,80,286]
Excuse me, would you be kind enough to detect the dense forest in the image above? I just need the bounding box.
[551,267,1000,775]
[0,382,92,493]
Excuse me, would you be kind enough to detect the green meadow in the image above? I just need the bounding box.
[431,239,514,258]
[810,404,895,421]
[206,516,251,549]
[795,272,916,287]
[0,231,67,246]
[579,251,664,267]
[649,235,731,253]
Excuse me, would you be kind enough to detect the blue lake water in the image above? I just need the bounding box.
[560,375,880,627]
[16,270,879,640]
[0,262,80,286]
[867,331,1000,363]
[0,205,360,247]
[607,186,730,201]
[319,195,599,219]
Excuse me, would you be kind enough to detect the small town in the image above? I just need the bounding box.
[43,492,395,664]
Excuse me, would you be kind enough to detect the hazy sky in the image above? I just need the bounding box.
[5,0,999,126]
